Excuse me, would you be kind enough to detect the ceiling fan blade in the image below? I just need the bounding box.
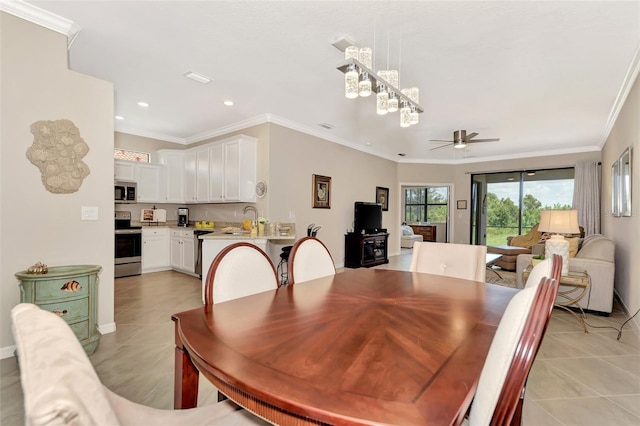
[430,143,453,151]
[466,132,479,140]
[469,138,500,143]
[429,139,454,143]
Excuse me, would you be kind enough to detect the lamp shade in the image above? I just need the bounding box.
[538,210,580,235]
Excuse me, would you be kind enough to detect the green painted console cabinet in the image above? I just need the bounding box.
[15,265,102,355]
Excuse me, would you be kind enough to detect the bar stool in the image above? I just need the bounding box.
[277,246,293,286]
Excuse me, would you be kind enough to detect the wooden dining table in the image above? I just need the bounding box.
[172,268,518,425]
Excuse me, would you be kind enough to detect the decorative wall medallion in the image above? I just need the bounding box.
[256,180,267,198]
[26,119,90,194]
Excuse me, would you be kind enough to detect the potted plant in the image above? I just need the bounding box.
[531,254,545,267]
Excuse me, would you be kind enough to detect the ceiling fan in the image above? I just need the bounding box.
[430,130,500,151]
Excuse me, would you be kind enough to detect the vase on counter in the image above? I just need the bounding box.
[258,223,265,236]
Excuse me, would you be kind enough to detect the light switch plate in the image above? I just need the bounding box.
[81,206,99,220]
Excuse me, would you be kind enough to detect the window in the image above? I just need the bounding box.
[114,149,150,162]
[404,186,449,223]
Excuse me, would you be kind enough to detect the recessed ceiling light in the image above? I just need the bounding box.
[184,71,211,84]
[115,115,125,120]
[137,101,149,108]
[398,153,406,157]
[223,100,234,106]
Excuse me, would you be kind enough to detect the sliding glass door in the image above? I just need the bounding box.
[471,168,574,246]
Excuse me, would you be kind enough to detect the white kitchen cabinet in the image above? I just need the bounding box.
[170,229,195,274]
[184,150,196,203]
[142,228,170,272]
[114,160,136,181]
[208,135,257,203]
[137,163,165,203]
[156,150,184,203]
[195,147,210,202]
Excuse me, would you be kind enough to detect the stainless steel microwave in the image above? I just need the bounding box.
[115,181,137,204]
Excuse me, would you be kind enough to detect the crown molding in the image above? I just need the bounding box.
[601,41,640,146]
[114,124,187,145]
[0,0,81,47]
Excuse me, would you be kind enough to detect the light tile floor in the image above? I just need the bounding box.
[2,251,639,425]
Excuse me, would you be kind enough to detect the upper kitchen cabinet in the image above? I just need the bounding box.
[114,160,136,182]
[157,150,185,203]
[136,163,165,202]
[114,160,165,203]
[209,135,257,203]
[184,146,211,203]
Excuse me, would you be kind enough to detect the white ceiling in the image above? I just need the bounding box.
[21,1,640,163]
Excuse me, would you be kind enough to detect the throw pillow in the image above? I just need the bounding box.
[567,237,580,258]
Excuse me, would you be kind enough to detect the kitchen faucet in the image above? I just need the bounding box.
[242,205,258,226]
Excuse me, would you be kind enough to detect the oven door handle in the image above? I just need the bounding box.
[115,229,142,235]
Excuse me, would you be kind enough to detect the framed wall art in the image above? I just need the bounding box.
[312,174,331,208]
[376,186,389,211]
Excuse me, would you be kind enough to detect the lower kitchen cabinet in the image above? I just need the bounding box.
[15,265,102,355]
[142,228,170,272]
[171,229,195,274]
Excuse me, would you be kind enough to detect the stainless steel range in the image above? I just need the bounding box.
[115,211,142,278]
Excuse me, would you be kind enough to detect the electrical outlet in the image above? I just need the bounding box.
[81,206,99,220]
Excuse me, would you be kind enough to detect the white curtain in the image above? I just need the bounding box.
[573,161,600,235]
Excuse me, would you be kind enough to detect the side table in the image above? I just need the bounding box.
[523,265,590,333]
[15,265,102,354]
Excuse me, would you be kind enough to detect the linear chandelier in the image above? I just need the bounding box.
[337,45,423,127]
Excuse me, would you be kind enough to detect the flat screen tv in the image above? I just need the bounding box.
[354,202,383,234]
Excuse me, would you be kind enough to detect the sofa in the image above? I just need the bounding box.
[516,234,615,314]
[401,224,423,248]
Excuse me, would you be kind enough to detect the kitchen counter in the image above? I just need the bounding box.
[199,233,295,241]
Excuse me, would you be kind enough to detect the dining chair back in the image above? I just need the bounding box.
[288,236,336,284]
[409,241,487,282]
[467,275,559,426]
[524,254,562,289]
[204,242,278,306]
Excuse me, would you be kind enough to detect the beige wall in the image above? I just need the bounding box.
[601,73,640,321]
[1,13,115,354]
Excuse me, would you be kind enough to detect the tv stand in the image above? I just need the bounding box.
[344,232,389,268]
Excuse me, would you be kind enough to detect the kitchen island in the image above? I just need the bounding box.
[200,233,295,302]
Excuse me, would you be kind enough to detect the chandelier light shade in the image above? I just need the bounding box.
[337,45,422,127]
[376,83,389,115]
[344,63,358,99]
[359,47,372,68]
[359,71,372,97]
[539,209,580,274]
[400,101,411,127]
[345,46,359,61]
[387,91,399,112]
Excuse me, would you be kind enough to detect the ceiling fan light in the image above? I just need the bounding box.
[345,64,358,99]
[454,141,467,149]
[359,72,372,97]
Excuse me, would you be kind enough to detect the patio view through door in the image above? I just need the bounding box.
[403,185,450,243]
[471,168,575,246]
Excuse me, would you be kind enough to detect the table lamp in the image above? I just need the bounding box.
[538,209,580,275]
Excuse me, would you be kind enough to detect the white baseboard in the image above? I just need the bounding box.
[1,345,17,360]
[98,322,116,335]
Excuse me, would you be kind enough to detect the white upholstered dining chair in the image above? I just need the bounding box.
[524,254,563,288]
[287,236,336,284]
[11,303,268,426]
[463,275,560,426]
[204,242,278,306]
[409,241,487,282]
